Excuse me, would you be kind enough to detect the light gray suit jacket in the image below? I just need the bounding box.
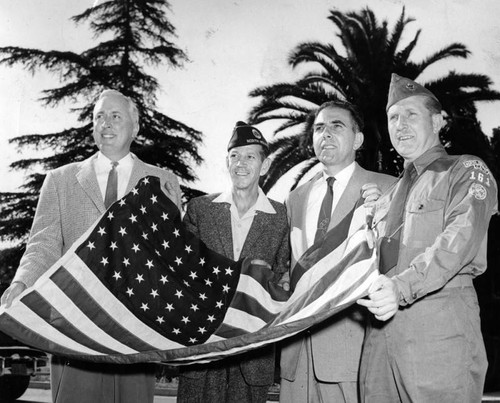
[14,153,181,287]
[280,162,395,382]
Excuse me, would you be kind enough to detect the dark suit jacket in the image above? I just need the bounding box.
[13,152,181,403]
[280,163,395,382]
[180,192,290,386]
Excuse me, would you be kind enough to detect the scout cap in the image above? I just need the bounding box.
[227,121,269,152]
[386,73,441,111]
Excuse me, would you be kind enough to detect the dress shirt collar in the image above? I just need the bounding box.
[212,187,276,214]
[320,161,356,186]
[95,151,134,171]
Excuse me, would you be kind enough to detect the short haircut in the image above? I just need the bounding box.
[422,95,443,115]
[97,89,139,126]
[314,98,364,132]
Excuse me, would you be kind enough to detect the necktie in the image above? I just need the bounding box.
[314,176,335,244]
[104,161,119,209]
[379,163,417,274]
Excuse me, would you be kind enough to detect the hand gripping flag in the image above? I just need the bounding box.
[0,176,379,364]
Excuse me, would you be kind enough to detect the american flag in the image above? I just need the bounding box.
[0,176,378,365]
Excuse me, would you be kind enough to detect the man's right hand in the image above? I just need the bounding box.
[0,281,27,309]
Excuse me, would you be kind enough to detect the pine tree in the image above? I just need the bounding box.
[0,0,203,281]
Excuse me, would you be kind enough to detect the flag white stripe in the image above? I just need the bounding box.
[223,307,268,332]
[238,274,287,314]
[37,279,138,354]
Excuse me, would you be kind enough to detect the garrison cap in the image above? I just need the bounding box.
[386,73,441,111]
[227,121,269,152]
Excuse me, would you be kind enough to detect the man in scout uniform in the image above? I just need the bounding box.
[358,74,498,402]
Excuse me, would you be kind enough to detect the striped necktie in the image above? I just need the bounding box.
[314,176,335,244]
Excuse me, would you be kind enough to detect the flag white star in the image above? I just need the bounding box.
[145,260,154,269]
[126,288,134,297]
[189,271,198,280]
[132,244,141,253]
[140,303,149,311]
[119,199,126,206]
[181,316,190,324]
[172,328,180,335]
[87,241,95,250]
[207,315,216,322]
[199,293,207,301]
[222,284,230,293]
[150,194,158,204]
[119,227,127,236]
[150,289,159,298]
[141,232,149,240]
[212,266,220,275]
[136,274,144,283]
[188,337,197,344]
[161,212,169,221]
[169,265,175,272]
[190,304,199,312]
[155,249,161,257]
[98,227,106,236]
[112,271,121,280]
[175,289,183,298]
[225,267,234,276]
[162,240,170,249]
[199,257,206,266]
[142,177,150,185]
[131,188,139,195]
[107,211,114,220]
[156,316,165,324]
[151,223,158,232]
[216,301,223,309]
[100,257,109,266]
[175,256,183,265]
[129,214,138,223]
[110,241,118,250]
[140,205,147,214]
[185,245,192,253]
[165,303,174,312]
[205,279,213,287]
[173,228,180,237]
[123,258,130,267]
[198,327,207,334]
[183,280,191,288]
[160,275,168,284]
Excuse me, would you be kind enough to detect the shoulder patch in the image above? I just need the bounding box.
[468,183,487,200]
[463,159,491,175]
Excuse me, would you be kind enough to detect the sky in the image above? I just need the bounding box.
[1,0,500,202]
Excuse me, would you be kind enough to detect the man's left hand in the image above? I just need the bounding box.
[361,183,383,209]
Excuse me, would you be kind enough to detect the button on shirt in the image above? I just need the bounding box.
[94,152,134,201]
[213,188,276,260]
[305,162,355,247]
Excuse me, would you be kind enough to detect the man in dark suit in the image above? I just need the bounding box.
[177,121,290,403]
[279,99,395,402]
[1,89,182,403]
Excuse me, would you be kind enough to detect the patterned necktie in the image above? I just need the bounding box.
[314,176,335,244]
[104,161,119,209]
[379,163,417,274]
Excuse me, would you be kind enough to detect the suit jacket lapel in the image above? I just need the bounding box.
[328,163,364,231]
[76,154,106,214]
[240,211,267,259]
[210,202,234,259]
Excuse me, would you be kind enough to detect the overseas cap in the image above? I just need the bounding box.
[386,73,441,111]
[227,121,269,152]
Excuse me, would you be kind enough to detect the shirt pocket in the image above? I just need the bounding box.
[404,198,445,248]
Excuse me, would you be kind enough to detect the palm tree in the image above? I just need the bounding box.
[249,7,500,192]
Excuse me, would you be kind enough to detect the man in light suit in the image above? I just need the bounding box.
[279,99,395,402]
[177,121,290,403]
[1,89,182,403]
